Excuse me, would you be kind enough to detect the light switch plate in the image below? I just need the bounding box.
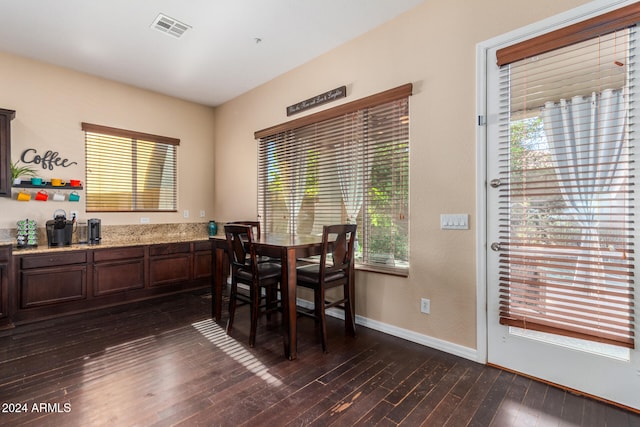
[440,213,469,230]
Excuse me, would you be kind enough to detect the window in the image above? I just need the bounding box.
[255,84,411,274]
[82,123,178,212]
[495,10,637,348]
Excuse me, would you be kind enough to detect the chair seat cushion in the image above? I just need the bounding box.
[237,262,282,281]
[296,263,346,284]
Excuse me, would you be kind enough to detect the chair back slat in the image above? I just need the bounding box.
[321,224,357,277]
[224,224,254,269]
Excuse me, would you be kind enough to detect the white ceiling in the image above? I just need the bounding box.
[0,0,424,107]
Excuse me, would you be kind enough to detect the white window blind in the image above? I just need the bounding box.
[496,26,636,348]
[82,123,178,212]
[256,85,411,274]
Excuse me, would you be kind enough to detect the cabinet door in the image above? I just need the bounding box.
[150,254,191,286]
[0,109,15,197]
[20,266,87,308]
[0,246,8,320]
[94,260,145,296]
[150,243,191,286]
[193,249,212,280]
[93,247,145,296]
[0,264,7,319]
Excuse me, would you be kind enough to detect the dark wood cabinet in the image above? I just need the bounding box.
[10,240,212,325]
[0,245,11,328]
[193,240,213,280]
[18,251,87,309]
[20,267,87,308]
[93,246,145,296]
[0,109,16,197]
[149,242,191,287]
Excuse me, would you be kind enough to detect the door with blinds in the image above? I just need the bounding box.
[486,7,639,410]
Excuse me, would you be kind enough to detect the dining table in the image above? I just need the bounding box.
[209,232,326,360]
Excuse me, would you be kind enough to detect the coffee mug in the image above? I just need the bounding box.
[51,178,66,187]
[17,190,31,201]
[53,192,65,201]
[31,177,45,186]
[69,191,80,202]
[70,179,82,187]
[35,190,48,201]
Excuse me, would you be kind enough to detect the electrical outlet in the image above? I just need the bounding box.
[421,298,431,314]
[70,210,78,220]
[183,210,189,218]
[199,210,206,218]
[140,217,150,224]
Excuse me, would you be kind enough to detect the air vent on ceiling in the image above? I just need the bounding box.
[151,13,191,38]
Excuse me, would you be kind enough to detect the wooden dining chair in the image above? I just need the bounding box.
[226,220,261,238]
[296,224,357,352]
[226,220,275,264]
[224,224,282,347]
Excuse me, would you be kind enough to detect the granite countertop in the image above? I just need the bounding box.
[12,236,213,255]
[8,223,218,255]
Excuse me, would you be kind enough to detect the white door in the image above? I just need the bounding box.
[485,22,640,410]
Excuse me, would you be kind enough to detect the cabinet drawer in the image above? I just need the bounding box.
[94,246,145,262]
[150,242,190,256]
[193,240,212,252]
[21,251,87,269]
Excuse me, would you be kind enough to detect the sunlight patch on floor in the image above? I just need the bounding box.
[192,319,283,386]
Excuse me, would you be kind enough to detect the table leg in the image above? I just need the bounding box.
[346,263,356,336]
[281,247,298,360]
[212,246,225,321]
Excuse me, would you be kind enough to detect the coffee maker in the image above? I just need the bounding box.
[88,218,101,244]
[46,209,74,247]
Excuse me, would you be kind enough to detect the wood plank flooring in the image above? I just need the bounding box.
[0,290,638,426]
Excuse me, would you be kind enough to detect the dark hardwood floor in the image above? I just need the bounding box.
[0,290,638,426]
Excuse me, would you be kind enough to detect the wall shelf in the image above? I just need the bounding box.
[12,182,83,190]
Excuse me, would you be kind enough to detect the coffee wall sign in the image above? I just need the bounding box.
[286,86,346,116]
[20,148,78,170]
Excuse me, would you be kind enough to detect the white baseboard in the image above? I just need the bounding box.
[296,298,479,363]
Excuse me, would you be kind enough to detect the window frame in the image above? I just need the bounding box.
[81,122,179,213]
[255,84,412,276]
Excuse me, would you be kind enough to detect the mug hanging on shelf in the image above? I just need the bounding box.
[17,190,31,201]
[68,191,80,202]
[35,190,48,201]
[53,192,65,201]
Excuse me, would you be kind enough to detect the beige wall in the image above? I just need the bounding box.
[213,0,591,351]
[0,0,595,354]
[0,51,216,229]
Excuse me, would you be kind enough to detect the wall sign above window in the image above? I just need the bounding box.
[286,86,346,116]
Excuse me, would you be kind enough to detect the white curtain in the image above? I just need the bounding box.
[541,89,627,273]
[335,138,368,224]
[542,89,626,222]
[280,144,307,234]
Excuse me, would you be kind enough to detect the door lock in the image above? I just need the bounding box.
[490,242,501,251]
[490,179,501,188]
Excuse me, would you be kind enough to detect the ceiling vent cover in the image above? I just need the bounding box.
[151,13,191,38]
